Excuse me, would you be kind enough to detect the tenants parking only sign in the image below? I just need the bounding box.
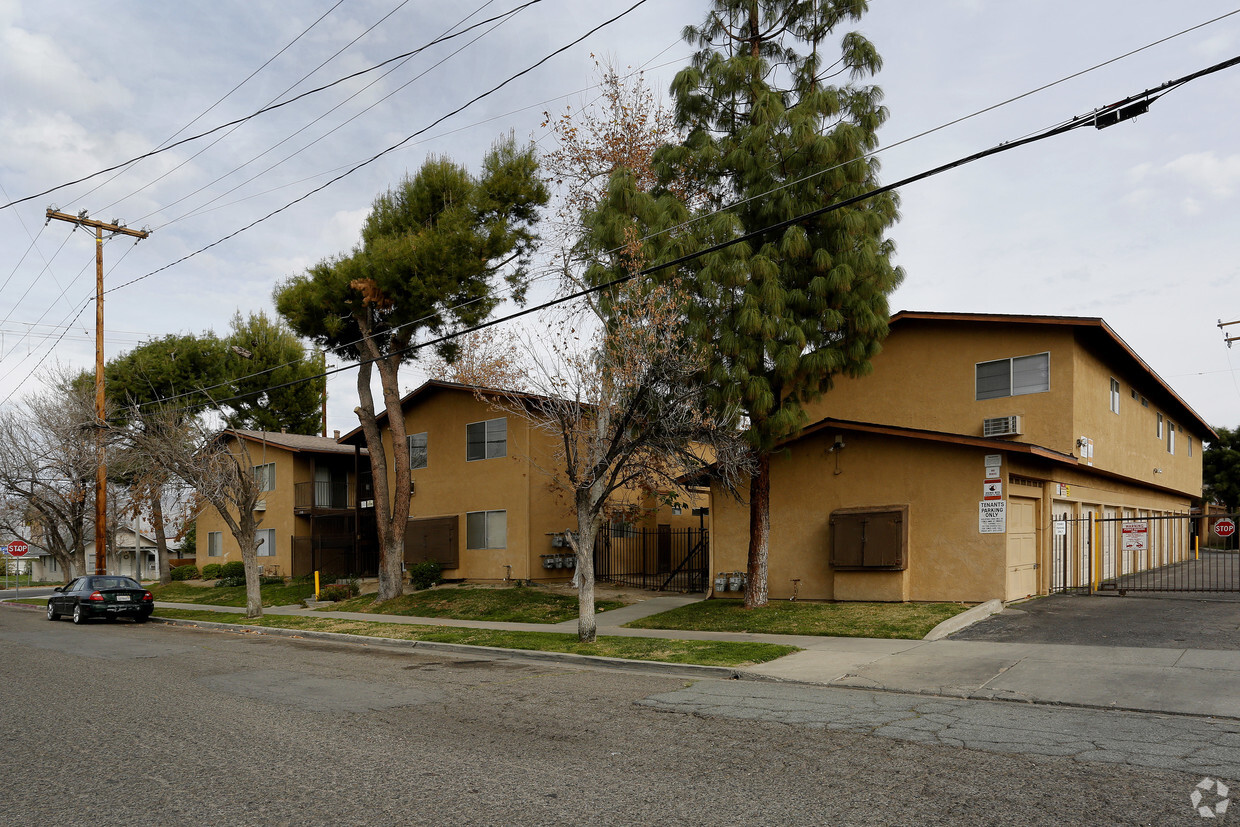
[979,500,1007,534]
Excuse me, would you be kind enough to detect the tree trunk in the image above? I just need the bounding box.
[744,451,770,608]
[151,491,172,585]
[240,512,263,619]
[573,492,600,643]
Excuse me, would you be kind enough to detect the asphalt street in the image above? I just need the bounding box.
[1,607,1234,825]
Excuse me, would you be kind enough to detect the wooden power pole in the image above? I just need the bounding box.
[45,210,150,575]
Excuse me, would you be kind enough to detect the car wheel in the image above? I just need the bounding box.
[71,604,86,625]
[133,614,149,624]
[46,602,58,621]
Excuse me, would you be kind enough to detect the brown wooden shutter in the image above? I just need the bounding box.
[829,507,907,571]
[404,516,459,568]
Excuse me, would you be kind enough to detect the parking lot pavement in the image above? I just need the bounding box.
[950,592,1240,649]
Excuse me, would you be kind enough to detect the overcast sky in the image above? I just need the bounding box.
[2,0,1238,436]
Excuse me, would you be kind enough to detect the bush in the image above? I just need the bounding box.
[218,561,246,579]
[408,561,442,591]
[319,582,357,602]
[169,565,200,581]
[200,563,222,579]
[215,576,245,588]
[259,575,284,586]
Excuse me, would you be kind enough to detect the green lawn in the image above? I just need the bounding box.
[155,608,797,667]
[148,581,315,608]
[321,585,625,624]
[625,599,972,640]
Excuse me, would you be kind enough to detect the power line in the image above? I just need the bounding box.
[0,0,548,214]
[99,0,654,297]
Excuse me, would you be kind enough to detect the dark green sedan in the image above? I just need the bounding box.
[46,576,154,624]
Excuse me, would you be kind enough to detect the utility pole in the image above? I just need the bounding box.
[1220,319,1240,348]
[45,209,150,575]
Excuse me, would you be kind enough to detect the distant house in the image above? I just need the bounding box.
[84,531,159,580]
[707,312,1214,603]
[194,430,370,578]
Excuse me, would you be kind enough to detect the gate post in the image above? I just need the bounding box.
[1089,512,1097,594]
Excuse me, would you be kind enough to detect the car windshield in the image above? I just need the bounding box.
[92,577,139,590]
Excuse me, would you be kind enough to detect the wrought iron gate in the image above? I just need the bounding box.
[593,525,709,592]
[1051,512,1239,594]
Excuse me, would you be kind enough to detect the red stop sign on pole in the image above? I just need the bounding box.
[1215,518,1236,539]
[6,540,29,557]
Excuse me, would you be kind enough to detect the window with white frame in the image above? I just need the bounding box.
[1157,412,1164,439]
[208,531,223,557]
[252,462,276,492]
[466,418,506,461]
[407,432,428,470]
[1110,378,1120,414]
[257,528,276,557]
[1188,435,1193,457]
[466,510,506,549]
[975,353,1050,400]
[1167,422,1176,455]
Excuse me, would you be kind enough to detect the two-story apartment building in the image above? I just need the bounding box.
[340,380,706,584]
[195,430,372,578]
[707,312,1215,603]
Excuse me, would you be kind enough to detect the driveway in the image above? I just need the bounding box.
[950,592,1240,649]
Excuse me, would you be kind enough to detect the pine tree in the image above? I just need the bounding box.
[656,0,904,607]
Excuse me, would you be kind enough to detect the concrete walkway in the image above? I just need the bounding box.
[144,594,1240,720]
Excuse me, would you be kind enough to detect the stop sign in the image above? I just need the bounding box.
[6,540,29,557]
[1215,518,1236,539]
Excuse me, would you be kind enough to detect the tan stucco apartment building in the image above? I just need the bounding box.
[708,312,1216,604]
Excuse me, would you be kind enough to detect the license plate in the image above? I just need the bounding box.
[116,595,131,602]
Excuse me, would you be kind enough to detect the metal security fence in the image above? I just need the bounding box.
[593,525,709,592]
[1051,512,1239,594]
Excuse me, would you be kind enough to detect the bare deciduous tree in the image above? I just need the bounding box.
[132,412,267,617]
[0,370,103,581]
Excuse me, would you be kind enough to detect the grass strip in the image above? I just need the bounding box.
[321,585,624,624]
[155,608,797,667]
[148,581,315,608]
[625,599,972,640]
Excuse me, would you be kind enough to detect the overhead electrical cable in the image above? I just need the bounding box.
[100,0,654,296]
[147,0,525,230]
[81,0,348,208]
[0,0,548,214]
[104,50,1240,420]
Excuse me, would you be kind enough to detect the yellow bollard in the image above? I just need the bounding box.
[1196,534,1200,561]
[314,570,320,599]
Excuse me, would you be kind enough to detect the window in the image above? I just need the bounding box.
[207,531,223,557]
[1157,413,1164,439]
[48,557,58,572]
[1189,435,1193,458]
[466,510,507,549]
[253,462,276,492]
[407,432,428,470]
[975,353,1049,400]
[1167,422,1176,455]
[466,418,507,461]
[1110,378,1120,414]
[257,528,276,557]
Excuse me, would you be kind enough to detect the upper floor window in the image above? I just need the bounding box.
[252,462,276,492]
[407,432,428,470]
[1110,378,1120,414]
[1167,422,1176,454]
[1188,434,1194,458]
[466,418,506,461]
[975,353,1049,401]
[1157,413,1164,439]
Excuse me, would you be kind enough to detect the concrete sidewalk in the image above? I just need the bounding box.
[145,594,1240,720]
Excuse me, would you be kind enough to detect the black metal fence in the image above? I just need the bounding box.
[593,525,709,592]
[291,534,378,579]
[1051,512,1239,594]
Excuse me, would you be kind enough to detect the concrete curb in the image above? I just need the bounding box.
[150,616,744,681]
[922,598,1004,641]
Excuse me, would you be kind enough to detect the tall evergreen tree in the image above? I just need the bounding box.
[275,136,547,601]
[653,0,904,607]
[222,310,325,436]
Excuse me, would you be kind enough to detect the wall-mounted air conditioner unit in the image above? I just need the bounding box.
[254,500,267,512]
[982,415,1022,438]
